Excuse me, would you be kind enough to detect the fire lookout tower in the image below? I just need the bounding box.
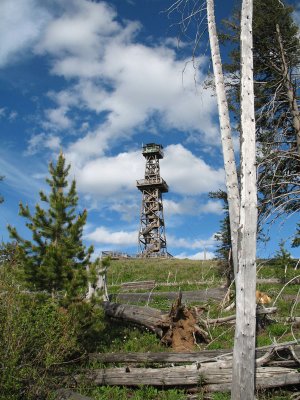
[136,143,169,257]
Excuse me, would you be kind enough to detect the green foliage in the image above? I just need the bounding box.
[221,0,300,221]
[8,152,93,298]
[0,266,81,399]
[292,221,300,248]
[273,240,295,283]
[209,190,233,285]
[212,393,230,400]
[0,258,107,399]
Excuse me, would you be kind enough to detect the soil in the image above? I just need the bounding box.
[160,293,208,352]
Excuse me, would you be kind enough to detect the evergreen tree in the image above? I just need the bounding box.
[211,188,268,285]
[8,152,93,297]
[209,190,233,286]
[221,0,300,221]
[292,222,300,248]
[273,239,294,282]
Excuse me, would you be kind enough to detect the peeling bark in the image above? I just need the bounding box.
[232,0,257,399]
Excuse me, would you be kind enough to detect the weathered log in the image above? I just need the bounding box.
[207,366,300,392]
[89,350,231,363]
[104,297,210,350]
[104,301,277,331]
[205,307,277,327]
[89,344,300,364]
[76,364,300,390]
[121,280,156,291]
[103,301,166,336]
[115,288,227,303]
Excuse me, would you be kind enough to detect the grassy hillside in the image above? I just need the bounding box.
[1,256,298,399]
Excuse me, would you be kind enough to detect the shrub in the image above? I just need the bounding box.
[0,266,82,399]
[273,240,295,283]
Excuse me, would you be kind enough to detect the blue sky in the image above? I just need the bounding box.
[0,0,299,260]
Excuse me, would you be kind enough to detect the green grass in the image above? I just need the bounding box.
[105,258,300,352]
[107,259,221,286]
[89,386,187,400]
[81,258,300,400]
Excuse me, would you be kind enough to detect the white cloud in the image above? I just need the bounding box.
[44,107,73,130]
[29,0,219,161]
[168,233,216,249]
[69,144,224,203]
[0,0,50,67]
[70,150,143,196]
[8,111,18,121]
[26,133,61,155]
[35,0,121,60]
[162,144,224,195]
[175,251,215,260]
[0,153,46,199]
[0,107,18,121]
[200,200,223,214]
[85,226,137,246]
[164,198,223,216]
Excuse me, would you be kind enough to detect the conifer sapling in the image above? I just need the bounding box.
[8,152,93,297]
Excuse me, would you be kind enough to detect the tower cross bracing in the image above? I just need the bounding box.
[136,143,169,257]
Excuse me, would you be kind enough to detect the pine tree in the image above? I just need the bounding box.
[8,152,93,297]
[274,239,294,282]
[211,188,268,286]
[221,0,300,221]
[209,190,233,286]
[292,223,300,248]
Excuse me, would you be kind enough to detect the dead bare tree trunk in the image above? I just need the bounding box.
[86,264,109,302]
[232,0,257,399]
[206,0,240,278]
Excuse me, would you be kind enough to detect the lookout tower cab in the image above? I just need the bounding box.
[136,143,169,258]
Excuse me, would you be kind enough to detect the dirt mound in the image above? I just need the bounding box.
[161,292,209,352]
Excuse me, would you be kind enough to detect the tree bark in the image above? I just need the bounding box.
[232,1,257,399]
[116,287,227,303]
[86,266,109,301]
[77,364,300,390]
[207,0,240,278]
[89,343,299,364]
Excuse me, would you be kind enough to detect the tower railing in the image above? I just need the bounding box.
[137,143,170,257]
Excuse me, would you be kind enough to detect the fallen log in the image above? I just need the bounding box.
[115,287,227,303]
[89,351,230,364]
[89,344,300,365]
[104,302,277,328]
[104,295,209,351]
[121,280,156,291]
[103,301,165,336]
[204,306,277,326]
[76,364,300,391]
